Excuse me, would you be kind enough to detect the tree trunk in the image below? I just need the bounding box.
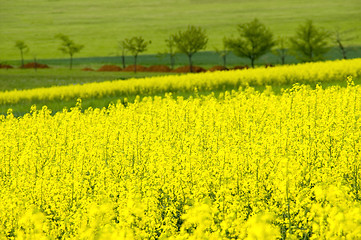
[70,54,73,70]
[170,54,175,70]
[309,44,313,61]
[251,57,255,68]
[34,57,37,72]
[122,48,126,68]
[134,55,137,73]
[280,49,286,65]
[20,49,24,68]
[121,55,125,68]
[223,55,226,68]
[188,54,193,73]
[337,40,347,59]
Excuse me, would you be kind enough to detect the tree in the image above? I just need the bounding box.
[289,20,330,62]
[225,19,275,68]
[215,37,230,68]
[165,36,176,70]
[56,34,84,69]
[333,28,358,59]
[15,40,29,67]
[273,36,288,65]
[172,25,208,73]
[123,36,151,73]
[119,40,127,68]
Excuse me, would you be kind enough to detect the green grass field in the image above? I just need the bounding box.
[1,0,360,60]
[0,69,177,91]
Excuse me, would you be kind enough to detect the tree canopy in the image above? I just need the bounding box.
[172,25,208,72]
[289,20,330,62]
[273,36,288,65]
[225,18,275,68]
[56,34,84,69]
[123,36,151,73]
[15,40,29,67]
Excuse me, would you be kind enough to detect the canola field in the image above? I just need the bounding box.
[0,58,361,105]
[1,73,361,239]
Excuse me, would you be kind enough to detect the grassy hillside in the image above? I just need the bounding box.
[1,0,360,60]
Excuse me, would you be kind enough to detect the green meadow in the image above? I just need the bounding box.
[1,0,360,60]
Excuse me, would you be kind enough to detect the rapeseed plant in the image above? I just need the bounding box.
[0,59,360,104]
[1,75,361,239]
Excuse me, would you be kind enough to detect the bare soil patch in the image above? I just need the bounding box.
[173,66,206,73]
[265,64,275,68]
[208,66,228,72]
[122,65,148,72]
[82,67,94,71]
[21,62,49,69]
[147,65,171,72]
[97,65,122,72]
[0,64,13,69]
[232,65,249,70]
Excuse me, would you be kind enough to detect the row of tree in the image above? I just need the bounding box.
[15,19,356,72]
[15,34,84,70]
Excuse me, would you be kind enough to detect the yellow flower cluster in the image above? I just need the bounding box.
[0,58,360,105]
[1,78,361,239]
